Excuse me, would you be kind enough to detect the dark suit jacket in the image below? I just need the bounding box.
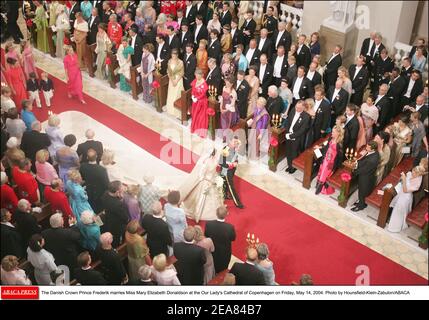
[69,2,81,32]
[193,24,208,45]
[375,95,392,128]
[327,87,349,117]
[403,78,424,101]
[374,56,394,84]
[100,193,130,246]
[266,96,284,118]
[185,5,197,28]
[313,99,331,137]
[230,262,265,285]
[167,34,181,51]
[271,30,292,53]
[355,151,380,198]
[14,210,42,251]
[400,66,413,79]
[87,15,100,45]
[97,248,127,284]
[179,30,193,54]
[236,79,250,119]
[296,44,311,69]
[20,130,51,168]
[173,242,206,285]
[244,47,261,67]
[80,163,110,213]
[291,76,314,101]
[240,19,257,42]
[257,37,273,59]
[205,220,236,273]
[349,64,369,102]
[1,224,23,259]
[323,54,342,88]
[142,29,157,46]
[272,54,288,79]
[231,28,244,49]
[194,2,208,23]
[220,10,232,27]
[74,268,107,285]
[258,63,273,96]
[343,116,359,151]
[77,140,104,163]
[284,109,311,141]
[155,42,171,74]
[183,53,197,88]
[286,64,297,85]
[388,76,407,100]
[206,66,222,93]
[208,38,222,63]
[42,227,81,269]
[130,34,144,66]
[141,214,172,258]
[305,70,322,88]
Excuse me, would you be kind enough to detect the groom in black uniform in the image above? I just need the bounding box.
[219,136,244,209]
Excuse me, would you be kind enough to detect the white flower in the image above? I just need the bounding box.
[215,176,224,189]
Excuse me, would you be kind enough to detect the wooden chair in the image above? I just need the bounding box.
[130,65,142,100]
[106,51,120,89]
[174,89,192,124]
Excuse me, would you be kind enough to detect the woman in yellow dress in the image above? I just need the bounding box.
[165,49,184,119]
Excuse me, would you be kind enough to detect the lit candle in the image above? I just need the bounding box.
[346,148,349,154]
[256,238,259,244]
[247,233,250,239]
[251,234,255,240]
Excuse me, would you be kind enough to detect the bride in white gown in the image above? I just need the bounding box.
[179,148,225,223]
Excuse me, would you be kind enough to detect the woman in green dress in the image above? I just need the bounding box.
[125,220,150,282]
[117,37,134,92]
[34,1,49,53]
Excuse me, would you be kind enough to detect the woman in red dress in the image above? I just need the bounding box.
[191,68,209,138]
[4,57,27,107]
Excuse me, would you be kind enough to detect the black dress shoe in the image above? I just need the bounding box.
[288,167,297,174]
[352,200,360,206]
[237,204,244,209]
[351,205,367,212]
[285,167,291,173]
[315,183,323,195]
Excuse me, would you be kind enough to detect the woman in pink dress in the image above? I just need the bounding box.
[63,46,86,104]
[22,41,38,79]
[5,58,28,107]
[314,125,344,195]
[190,68,209,138]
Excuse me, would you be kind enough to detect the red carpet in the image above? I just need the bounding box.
[32,68,427,285]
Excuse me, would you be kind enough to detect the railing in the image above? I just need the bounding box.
[279,3,304,35]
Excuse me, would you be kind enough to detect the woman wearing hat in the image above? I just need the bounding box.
[221,24,232,54]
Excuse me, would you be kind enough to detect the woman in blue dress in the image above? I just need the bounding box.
[66,169,93,223]
[56,134,79,184]
[78,210,100,252]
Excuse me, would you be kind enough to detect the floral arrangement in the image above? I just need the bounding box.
[215,176,225,200]
[418,213,428,249]
[268,137,278,168]
[338,172,352,203]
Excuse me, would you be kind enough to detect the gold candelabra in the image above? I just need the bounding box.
[246,233,260,249]
[208,85,217,100]
[271,114,282,128]
[155,61,161,74]
[345,148,358,164]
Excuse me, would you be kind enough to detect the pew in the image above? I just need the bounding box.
[130,65,142,100]
[267,127,286,172]
[107,51,120,89]
[292,136,330,189]
[174,88,192,124]
[208,98,220,140]
[365,157,414,228]
[154,72,169,110]
[46,27,56,58]
[33,202,53,224]
[84,43,96,78]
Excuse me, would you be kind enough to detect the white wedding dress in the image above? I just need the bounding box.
[178,149,224,223]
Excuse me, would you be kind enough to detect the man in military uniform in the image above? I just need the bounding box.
[219,136,244,209]
[262,5,278,39]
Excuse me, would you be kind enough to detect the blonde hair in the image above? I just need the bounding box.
[338,66,349,78]
[199,39,208,47]
[256,97,267,107]
[1,255,19,272]
[68,169,82,183]
[127,184,140,197]
[332,125,344,144]
[193,225,204,242]
[153,253,167,272]
[101,149,115,165]
[304,98,315,111]
[35,149,49,163]
[48,114,61,127]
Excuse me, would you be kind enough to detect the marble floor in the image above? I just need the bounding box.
[31,49,428,280]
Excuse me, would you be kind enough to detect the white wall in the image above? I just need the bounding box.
[417,0,428,40]
[301,1,418,56]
